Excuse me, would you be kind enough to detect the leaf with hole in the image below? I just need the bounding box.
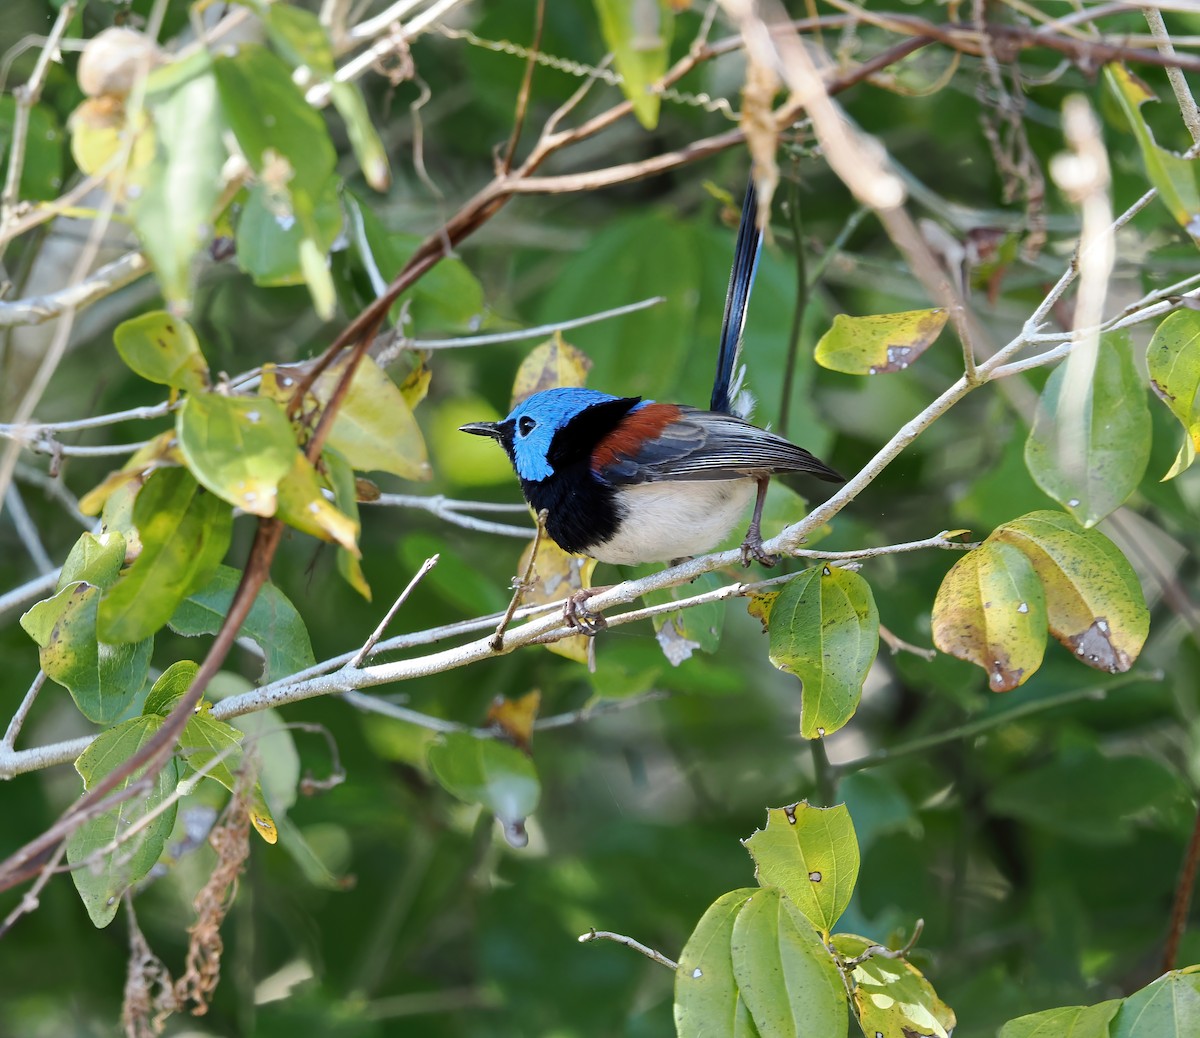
[766,566,879,738]
[743,802,858,937]
[814,308,947,375]
[674,888,761,1038]
[994,511,1148,675]
[65,716,178,927]
[931,540,1047,691]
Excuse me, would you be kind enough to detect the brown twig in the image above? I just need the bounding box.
[499,0,545,175]
[1164,802,1200,972]
[490,509,548,651]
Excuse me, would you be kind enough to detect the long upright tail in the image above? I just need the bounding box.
[709,177,764,415]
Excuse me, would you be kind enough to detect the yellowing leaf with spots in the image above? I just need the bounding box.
[815,308,947,375]
[832,933,956,1038]
[743,802,859,937]
[78,430,184,517]
[176,392,296,516]
[994,511,1148,675]
[113,310,210,393]
[931,540,1047,691]
[511,332,593,407]
[1148,309,1200,479]
[275,451,360,553]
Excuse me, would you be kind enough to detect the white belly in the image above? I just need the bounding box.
[589,479,756,565]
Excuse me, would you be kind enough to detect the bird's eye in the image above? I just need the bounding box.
[518,415,536,436]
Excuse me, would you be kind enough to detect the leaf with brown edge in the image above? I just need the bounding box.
[486,690,540,754]
[931,541,1047,691]
[511,332,593,408]
[993,511,1148,675]
[815,308,948,375]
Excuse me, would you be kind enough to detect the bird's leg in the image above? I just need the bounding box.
[740,476,780,567]
[564,585,611,635]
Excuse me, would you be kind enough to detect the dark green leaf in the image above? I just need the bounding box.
[427,732,540,848]
[999,1001,1122,1038]
[644,571,725,665]
[729,887,847,1038]
[235,178,343,287]
[988,746,1183,844]
[931,540,1047,691]
[65,716,178,927]
[743,803,858,937]
[168,564,315,684]
[766,565,879,738]
[674,889,761,1038]
[1024,331,1152,527]
[142,659,197,717]
[98,467,232,644]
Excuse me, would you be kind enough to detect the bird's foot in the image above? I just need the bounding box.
[740,534,779,568]
[563,586,609,635]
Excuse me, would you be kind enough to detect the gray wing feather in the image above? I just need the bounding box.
[601,407,842,484]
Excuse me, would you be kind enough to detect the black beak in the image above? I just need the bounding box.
[459,421,503,440]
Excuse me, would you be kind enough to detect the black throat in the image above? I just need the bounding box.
[517,396,641,556]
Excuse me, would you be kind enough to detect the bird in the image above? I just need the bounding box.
[460,178,843,595]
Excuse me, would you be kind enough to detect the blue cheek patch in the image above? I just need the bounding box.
[506,387,623,484]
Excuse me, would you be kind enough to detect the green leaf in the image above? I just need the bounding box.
[132,67,226,309]
[21,581,153,725]
[176,391,297,515]
[1024,331,1151,526]
[326,448,371,601]
[98,467,233,644]
[1147,309,1200,479]
[0,97,64,201]
[832,933,956,1038]
[113,310,209,393]
[999,1001,1122,1038]
[65,716,178,927]
[989,746,1183,844]
[58,530,127,591]
[213,45,334,199]
[235,178,343,287]
[168,564,316,684]
[766,566,879,738]
[315,353,431,481]
[814,308,948,375]
[931,541,1047,691]
[427,732,540,848]
[729,887,848,1038]
[743,803,858,937]
[994,511,1149,674]
[1111,969,1200,1038]
[341,194,484,330]
[142,659,197,717]
[330,83,390,192]
[674,888,761,1038]
[264,2,335,75]
[179,711,277,844]
[593,0,674,130]
[1106,64,1200,242]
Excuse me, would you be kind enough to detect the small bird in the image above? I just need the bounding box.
[461,179,842,577]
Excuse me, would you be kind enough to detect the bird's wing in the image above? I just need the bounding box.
[594,405,843,485]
